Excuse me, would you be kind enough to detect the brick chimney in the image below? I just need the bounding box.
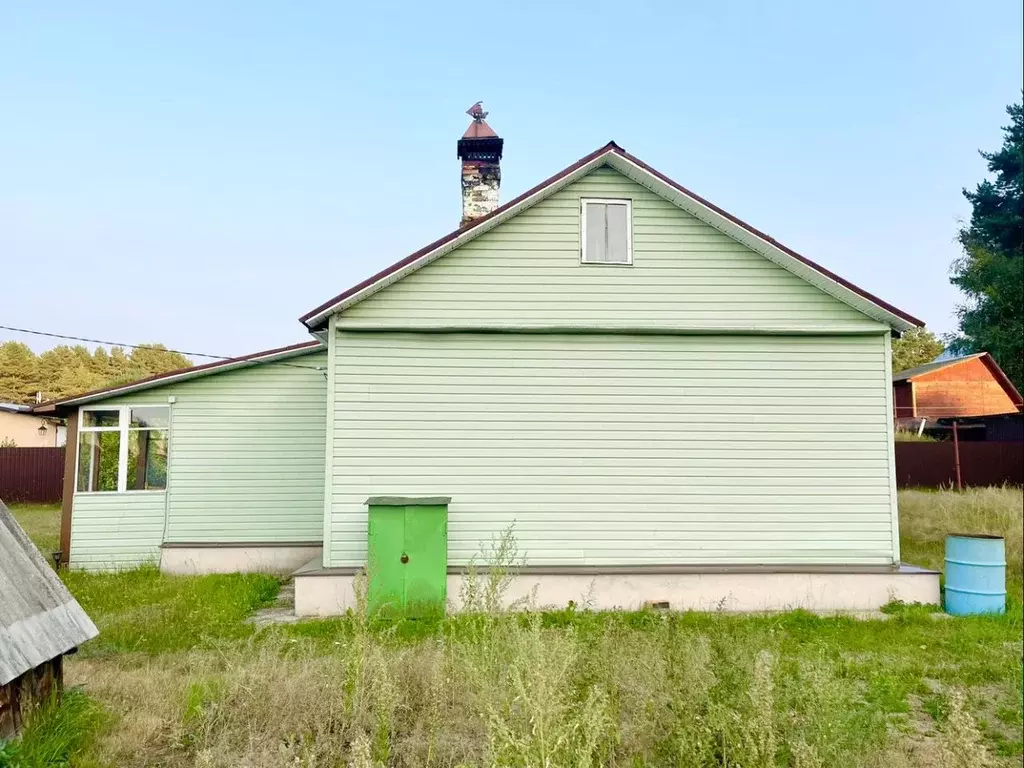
[457,102,503,226]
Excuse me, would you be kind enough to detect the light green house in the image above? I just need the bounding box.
[37,113,940,614]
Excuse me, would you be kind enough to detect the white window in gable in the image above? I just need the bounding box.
[77,405,169,493]
[581,198,632,265]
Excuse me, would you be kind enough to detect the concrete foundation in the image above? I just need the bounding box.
[160,543,322,575]
[292,565,941,617]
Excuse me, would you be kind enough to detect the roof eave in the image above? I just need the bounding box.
[299,143,623,330]
[604,151,921,332]
[33,339,325,414]
[979,353,1024,407]
[300,142,922,333]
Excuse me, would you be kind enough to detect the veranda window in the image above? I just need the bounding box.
[77,406,169,493]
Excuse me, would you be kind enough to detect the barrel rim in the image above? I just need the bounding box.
[946,533,1005,541]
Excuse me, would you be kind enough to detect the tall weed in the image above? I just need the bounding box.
[0,688,105,768]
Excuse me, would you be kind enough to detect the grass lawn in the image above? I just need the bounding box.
[5,489,1022,767]
[8,503,62,557]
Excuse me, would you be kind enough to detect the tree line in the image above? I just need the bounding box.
[0,100,1018,402]
[0,341,191,404]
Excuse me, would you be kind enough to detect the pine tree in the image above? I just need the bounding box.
[0,338,192,402]
[0,341,40,403]
[948,97,1024,387]
[127,344,191,377]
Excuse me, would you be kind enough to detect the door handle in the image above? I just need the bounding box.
[400,553,409,564]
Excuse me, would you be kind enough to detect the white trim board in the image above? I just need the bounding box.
[580,197,633,266]
[302,147,918,333]
[41,342,325,410]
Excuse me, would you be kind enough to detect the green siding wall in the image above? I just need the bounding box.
[328,332,896,568]
[338,166,880,332]
[69,350,327,569]
[70,493,166,570]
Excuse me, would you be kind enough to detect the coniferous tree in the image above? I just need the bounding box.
[948,97,1024,387]
[0,339,192,403]
[0,342,39,403]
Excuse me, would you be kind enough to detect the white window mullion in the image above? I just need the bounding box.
[76,403,169,494]
[581,198,632,265]
[117,406,129,492]
[86,432,96,491]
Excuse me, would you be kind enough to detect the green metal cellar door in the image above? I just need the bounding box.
[366,496,450,617]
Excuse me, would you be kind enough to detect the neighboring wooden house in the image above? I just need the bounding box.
[0,501,97,738]
[33,111,941,613]
[893,353,1023,424]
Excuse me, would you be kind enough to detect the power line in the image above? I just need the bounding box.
[0,324,325,372]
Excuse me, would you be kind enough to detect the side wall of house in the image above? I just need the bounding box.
[69,351,327,570]
[328,332,896,568]
[0,411,60,448]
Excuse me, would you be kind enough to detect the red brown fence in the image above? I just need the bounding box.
[0,447,66,504]
[895,441,1024,488]
[1,443,1018,503]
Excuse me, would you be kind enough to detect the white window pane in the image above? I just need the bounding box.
[82,409,120,428]
[605,204,629,263]
[130,406,169,429]
[77,431,119,492]
[585,202,607,262]
[126,429,168,491]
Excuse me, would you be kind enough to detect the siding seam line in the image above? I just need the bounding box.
[884,333,901,563]
[322,315,337,567]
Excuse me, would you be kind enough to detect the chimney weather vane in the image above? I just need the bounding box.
[467,101,488,121]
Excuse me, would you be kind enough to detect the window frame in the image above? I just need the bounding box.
[579,197,633,266]
[76,404,170,495]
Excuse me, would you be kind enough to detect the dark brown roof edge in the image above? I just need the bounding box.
[32,339,323,413]
[612,147,924,327]
[299,141,923,330]
[299,142,624,327]
[978,353,1024,408]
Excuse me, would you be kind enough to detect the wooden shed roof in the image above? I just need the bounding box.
[0,501,98,684]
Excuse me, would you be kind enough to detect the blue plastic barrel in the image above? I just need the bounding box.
[944,535,1006,616]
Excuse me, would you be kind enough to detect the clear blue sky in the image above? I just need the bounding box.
[2,2,1022,358]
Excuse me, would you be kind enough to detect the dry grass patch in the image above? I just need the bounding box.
[899,487,1023,567]
[9,489,1022,766]
[900,487,1023,603]
[61,614,1016,767]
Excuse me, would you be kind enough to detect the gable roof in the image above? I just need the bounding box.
[892,353,985,382]
[894,352,1023,407]
[1,500,98,684]
[32,340,325,415]
[300,142,923,332]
